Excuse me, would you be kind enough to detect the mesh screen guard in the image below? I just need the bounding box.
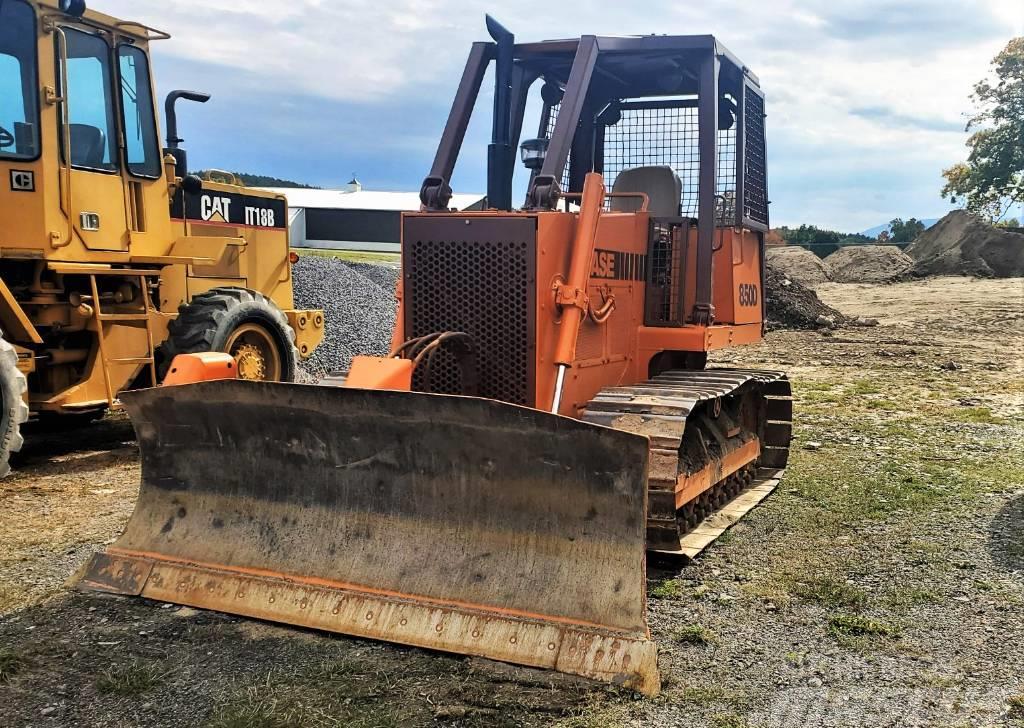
[544,95,755,225]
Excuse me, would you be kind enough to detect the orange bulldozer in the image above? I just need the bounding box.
[81,19,792,696]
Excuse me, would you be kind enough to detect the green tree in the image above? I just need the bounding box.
[942,37,1024,221]
[194,171,318,189]
[888,217,926,243]
[777,224,854,257]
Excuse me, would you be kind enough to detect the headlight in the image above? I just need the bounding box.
[520,138,548,171]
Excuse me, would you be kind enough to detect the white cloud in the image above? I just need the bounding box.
[101,0,1018,229]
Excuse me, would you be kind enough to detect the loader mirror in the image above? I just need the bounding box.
[520,138,548,171]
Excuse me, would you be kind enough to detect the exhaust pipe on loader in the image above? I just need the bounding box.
[81,380,661,694]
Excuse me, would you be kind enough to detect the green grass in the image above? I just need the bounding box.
[299,657,362,683]
[206,680,402,728]
[0,648,29,683]
[715,529,736,545]
[792,576,868,610]
[671,624,716,646]
[948,406,1007,425]
[208,699,400,728]
[711,714,749,728]
[827,614,899,638]
[885,585,940,609]
[650,578,683,599]
[96,659,172,696]
[553,704,633,728]
[673,685,749,710]
[293,248,400,264]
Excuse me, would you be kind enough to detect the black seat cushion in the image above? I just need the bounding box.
[69,124,107,168]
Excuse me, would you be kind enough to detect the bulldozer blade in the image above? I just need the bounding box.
[80,381,659,695]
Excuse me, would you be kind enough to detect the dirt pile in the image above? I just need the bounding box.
[764,261,845,330]
[906,210,1024,278]
[825,245,914,283]
[765,246,830,287]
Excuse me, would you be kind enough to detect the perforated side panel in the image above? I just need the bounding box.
[743,86,768,226]
[576,319,604,363]
[403,217,537,406]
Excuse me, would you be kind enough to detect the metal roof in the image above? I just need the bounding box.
[258,188,486,212]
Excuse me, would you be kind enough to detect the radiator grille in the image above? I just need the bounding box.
[403,218,536,406]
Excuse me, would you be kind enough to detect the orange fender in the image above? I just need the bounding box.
[162,352,238,386]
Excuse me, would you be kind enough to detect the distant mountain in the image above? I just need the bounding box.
[860,218,940,238]
[195,171,318,189]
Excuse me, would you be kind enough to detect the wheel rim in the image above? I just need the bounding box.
[224,323,282,381]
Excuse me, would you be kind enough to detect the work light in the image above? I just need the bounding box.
[520,138,548,171]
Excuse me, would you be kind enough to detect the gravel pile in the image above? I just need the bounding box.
[825,245,914,283]
[906,210,1024,278]
[766,246,830,287]
[765,261,845,330]
[346,261,401,292]
[291,256,398,377]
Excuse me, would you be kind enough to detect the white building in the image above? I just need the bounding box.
[261,180,486,253]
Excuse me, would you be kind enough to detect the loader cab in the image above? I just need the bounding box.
[0,0,172,259]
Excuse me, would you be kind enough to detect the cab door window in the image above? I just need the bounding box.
[0,0,40,160]
[118,45,160,178]
[60,28,118,172]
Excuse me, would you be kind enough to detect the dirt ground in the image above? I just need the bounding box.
[1,276,1022,728]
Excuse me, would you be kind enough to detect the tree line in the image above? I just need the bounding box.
[774,217,926,258]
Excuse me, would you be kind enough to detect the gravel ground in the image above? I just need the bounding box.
[0,276,1022,728]
[291,256,398,376]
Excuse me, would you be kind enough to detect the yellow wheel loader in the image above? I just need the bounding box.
[0,0,324,475]
[82,18,793,695]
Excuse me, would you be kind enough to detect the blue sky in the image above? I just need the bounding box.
[104,0,1023,232]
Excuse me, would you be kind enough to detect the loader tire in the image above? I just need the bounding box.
[0,338,29,478]
[159,288,298,383]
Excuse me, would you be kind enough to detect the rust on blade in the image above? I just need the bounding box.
[82,556,659,695]
[80,552,153,595]
[79,380,659,694]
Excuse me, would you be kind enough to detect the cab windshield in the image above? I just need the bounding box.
[0,0,40,160]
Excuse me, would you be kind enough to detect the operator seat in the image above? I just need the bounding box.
[69,124,107,168]
[610,165,682,217]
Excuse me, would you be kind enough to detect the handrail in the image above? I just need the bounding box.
[203,169,242,186]
[52,26,74,249]
[560,190,649,213]
[114,21,171,42]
